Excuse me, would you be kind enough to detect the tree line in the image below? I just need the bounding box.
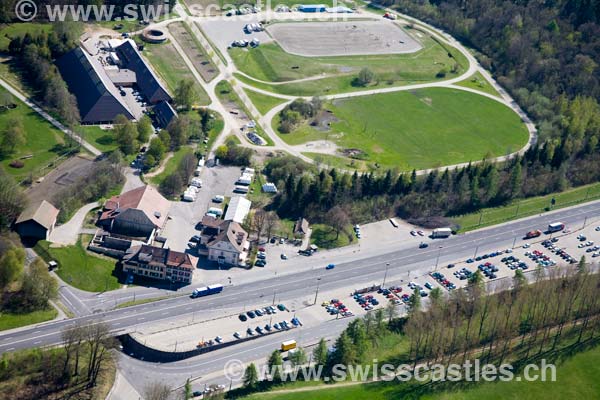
[7,21,82,126]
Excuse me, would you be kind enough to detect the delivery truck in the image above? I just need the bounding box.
[431,227,452,238]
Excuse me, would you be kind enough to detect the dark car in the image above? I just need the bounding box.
[277,303,286,311]
[190,235,201,243]
[419,242,429,249]
[239,314,247,322]
[247,311,256,318]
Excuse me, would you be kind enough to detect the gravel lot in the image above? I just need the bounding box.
[267,20,422,57]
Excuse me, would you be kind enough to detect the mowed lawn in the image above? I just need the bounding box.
[229,34,466,84]
[142,42,210,106]
[245,345,600,400]
[35,237,120,292]
[0,308,57,332]
[0,86,69,179]
[79,126,117,153]
[279,88,529,170]
[244,89,287,115]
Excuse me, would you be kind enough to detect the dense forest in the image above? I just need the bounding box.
[262,0,600,227]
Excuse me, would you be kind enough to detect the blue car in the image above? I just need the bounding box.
[326,263,335,270]
[125,274,134,284]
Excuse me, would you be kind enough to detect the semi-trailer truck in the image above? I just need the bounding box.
[192,284,223,298]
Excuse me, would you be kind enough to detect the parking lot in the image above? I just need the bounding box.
[267,20,422,57]
[161,165,242,256]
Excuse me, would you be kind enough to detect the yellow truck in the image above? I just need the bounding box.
[281,340,297,352]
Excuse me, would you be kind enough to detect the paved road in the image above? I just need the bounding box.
[2,200,599,356]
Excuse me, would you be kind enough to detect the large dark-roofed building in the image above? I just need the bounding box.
[56,47,135,124]
[154,100,178,128]
[116,40,171,104]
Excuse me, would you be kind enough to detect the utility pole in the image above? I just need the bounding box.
[512,236,517,249]
[583,216,588,229]
[473,244,479,259]
[435,247,443,270]
[272,290,276,306]
[313,278,321,305]
[382,263,390,288]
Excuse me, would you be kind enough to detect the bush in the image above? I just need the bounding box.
[8,160,24,168]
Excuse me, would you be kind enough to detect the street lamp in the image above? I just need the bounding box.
[382,263,390,288]
[435,247,443,270]
[313,277,321,305]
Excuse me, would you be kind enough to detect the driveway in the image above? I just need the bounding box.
[48,201,99,245]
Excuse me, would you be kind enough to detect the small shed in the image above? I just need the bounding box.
[14,200,60,240]
[294,218,310,236]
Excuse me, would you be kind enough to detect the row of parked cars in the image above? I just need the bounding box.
[501,255,529,271]
[236,317,302,338]
[542,239,579,263]
[239,304,286,321]
[430,271,457,290]
[353,293,380,310]
[466,249,512,264]
[323,298,353,316]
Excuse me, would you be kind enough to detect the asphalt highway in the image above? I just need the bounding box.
[1,201,599,357]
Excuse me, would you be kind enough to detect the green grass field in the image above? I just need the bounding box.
[452,182,600,231]
[244,89,287,115]
[35,236,120,292]
[0,308,57,332]
[244,344,600,400]
[279,88,529,170]
[311,224,355,249]
[455,71,501,97]
[230,33,465,83]
[0,86,71,180]
[142,42,210,106]
[79,126,117,153]
[149,145,195,186]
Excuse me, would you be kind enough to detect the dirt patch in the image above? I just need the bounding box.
[310,110,339,132]
[169,22,218,82]
[421,97,433,106]
[342,148,367,159]
[25,154,95,206]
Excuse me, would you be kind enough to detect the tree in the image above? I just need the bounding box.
[147,137,166,161]
[174,79,197,110]
[267,350,283,382]
[325,206,349,240]
[143,154,156,170]
[289,347,307,367]
[385,299,398,323]
[167,116,191,150]
[356,67,375,86]
[159,173,184,197]
[144,382,172,400]
[1,117,26,156]
[84,322,115,387]
[183,378,192,400]
[313,338,328,366]
[331,331,356,366]
[408,288,421,312]
[114,114,138,155]
[19,258,58,311]
[0,170,26,231]
[242,363,259,389]
[137,114,153,143]
[0,246,25,290]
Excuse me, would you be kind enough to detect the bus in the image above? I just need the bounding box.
[547,222,565,233]
[281,340,297,352]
